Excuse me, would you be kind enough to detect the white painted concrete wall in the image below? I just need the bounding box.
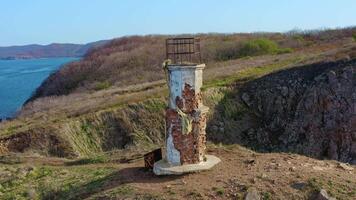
[166,64,205,166]
[167,64,205,109]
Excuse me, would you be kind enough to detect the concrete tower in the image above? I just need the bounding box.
[154,38,220,175]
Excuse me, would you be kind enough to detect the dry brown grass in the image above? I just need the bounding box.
[27,27,356,102]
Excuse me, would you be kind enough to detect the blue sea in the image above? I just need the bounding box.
[0,57,79,119]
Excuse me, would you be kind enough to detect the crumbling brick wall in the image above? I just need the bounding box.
[166,83,207,164]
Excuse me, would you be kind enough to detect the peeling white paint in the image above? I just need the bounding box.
[169,69,182,109]
[166,64,206,166]
[155,63,221,175]
[166,125,181,165]
[168,64,205,109]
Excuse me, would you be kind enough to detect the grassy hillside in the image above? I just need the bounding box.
[0,27,355,156]
[0,27,355,199]
[27,27,356,101]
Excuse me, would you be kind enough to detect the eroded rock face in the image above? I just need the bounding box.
[240,60,356,163]
[0,128,75,157]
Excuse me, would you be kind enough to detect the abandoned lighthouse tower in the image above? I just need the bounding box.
[153,38,221,175]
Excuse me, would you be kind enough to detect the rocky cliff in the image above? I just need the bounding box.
[239,60,356,164]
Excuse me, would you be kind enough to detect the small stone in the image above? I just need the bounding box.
[281,86,289,97]
[338,163,353,171]
[211,125,219,132]
[251,178,258,184]
[242,93,252,106]
[261,174,268,179]
[326,71,337,84]
[245,187,260,200]
[291,182,306,190]
[246,159,256,165]
[312,166,325,171]
[313,189,336,200]
[289,167,296,172]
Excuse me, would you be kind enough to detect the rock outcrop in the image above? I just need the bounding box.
[240,60,356,164]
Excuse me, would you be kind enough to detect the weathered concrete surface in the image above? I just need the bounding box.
[165,64,210,165]
[166,106,209,164]
[167,64,205,110]
[153,155,221,175]
[157,63,220,175]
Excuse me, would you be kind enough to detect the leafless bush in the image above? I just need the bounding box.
[27,28,355,102]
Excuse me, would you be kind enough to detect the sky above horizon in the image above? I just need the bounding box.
[1,0,355,46]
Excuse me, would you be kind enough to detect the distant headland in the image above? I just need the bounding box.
[0,40,108,60]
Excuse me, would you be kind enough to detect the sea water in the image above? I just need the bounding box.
[0,57,79,119]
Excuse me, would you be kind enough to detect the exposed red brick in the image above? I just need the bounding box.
[166,83,207,165]
[175,83,202,114]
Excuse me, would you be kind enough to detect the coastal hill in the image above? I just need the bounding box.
[0,27,355,199]
[0,40,108,59]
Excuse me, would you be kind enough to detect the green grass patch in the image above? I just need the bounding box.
[212,186,225,196]
[203,57,302,89]
[262,192,272,200]
[63,120,103,157]
[0,123,24,137]
[0,165,116,200]
[219,95,248,120]
[307,178,323,192]
[143,99,166,112]
[353,33,356,42]
[293,35,305,42]
[94,81,112,91]
[215,38,293,61]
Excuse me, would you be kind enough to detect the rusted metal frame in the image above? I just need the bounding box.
[166,37,201,63]
[166,41,194,46]
[168,52,196,55]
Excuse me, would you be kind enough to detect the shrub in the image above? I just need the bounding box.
[94,81,111,91]
[240,38,279,57]
[215,38,293,61]
[293,35,305,42]
[353,33,356,41]
[276,47,293,54]
[212,187,225,196]
[215,42,242,61]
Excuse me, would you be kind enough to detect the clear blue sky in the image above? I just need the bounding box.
[1,0,355,46]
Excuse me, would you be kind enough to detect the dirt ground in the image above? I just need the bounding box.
[0,146,355,200]
[41,145,354,200]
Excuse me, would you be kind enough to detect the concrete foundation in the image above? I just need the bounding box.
[153,155,221,175]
